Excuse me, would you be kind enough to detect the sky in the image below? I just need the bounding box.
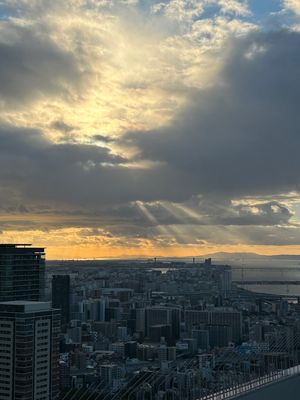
[0,0,300,259]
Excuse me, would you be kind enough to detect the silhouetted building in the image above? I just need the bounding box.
[124,341,137,359]
[0,244,45,301]
[52,275,70,328]
[149,324,173,345]
[59,360,70,391]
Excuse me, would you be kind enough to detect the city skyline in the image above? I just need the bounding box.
[0,0,300,259]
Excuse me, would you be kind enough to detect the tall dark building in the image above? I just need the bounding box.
[0,301,60,400]
[0,244,45,302]
[52,275,70,328]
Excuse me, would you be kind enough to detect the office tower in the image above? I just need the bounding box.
[117,326,128,341]
[158,345,176,362]
[145,307,181,339]
[52,275,70,328]
[219,268,232,296]
[145,308,171,336]
[0,244,45,302]
[124,341,137,359]
[78,298,106,323]
[100,364,121,386]
[185,310,242,343]
[59,360,70,392]
[207,325,232,348]
[149,324,173,345]
[210,310,241,343]
[0,301,60,400]
[192,329,210,350]
[135,308,146,335]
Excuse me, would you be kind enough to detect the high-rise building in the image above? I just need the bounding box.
[185,309,242,343]
[0,244,45,302]
[100,364,122,386]
[207,325,232,348]
[0,301,60,400]
[145,307,181,339]
[52,275,70,328]
[124,341,137,359]
[192,329,210,350]
[149,324,173,345]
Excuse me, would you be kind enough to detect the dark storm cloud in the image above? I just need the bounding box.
[125,30,300,199]
[0,24,82,107]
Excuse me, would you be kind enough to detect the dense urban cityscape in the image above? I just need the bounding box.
[1,244,300,399]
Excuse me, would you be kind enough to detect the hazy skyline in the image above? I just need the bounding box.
[0,0,300,259]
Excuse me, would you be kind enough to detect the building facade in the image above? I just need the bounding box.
[0,301,60,400]
[52,275,70,328]
[0,244,45,302]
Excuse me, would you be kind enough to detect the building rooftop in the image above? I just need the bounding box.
[0,244,32,247]
[0,244,44,254]
[0,301,51,313]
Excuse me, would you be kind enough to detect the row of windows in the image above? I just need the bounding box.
[37,360,48,365]
[37,329,49,334]
[37,348,48,353]
[0,373,10,378]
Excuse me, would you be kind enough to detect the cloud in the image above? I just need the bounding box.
[125,30,300,200]
[284,0,300,16]
[0,30,299,233]
[51,120,76,133]
[0,2,299,253]
[218,0,251,16]
[0,22,83,108]
[0,124,133,207]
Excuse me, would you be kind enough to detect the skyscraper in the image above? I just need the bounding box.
[0,244,45,302]
[52,275,70,328]
[0,301,60,400]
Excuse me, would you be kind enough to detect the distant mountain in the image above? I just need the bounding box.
[199,252,300,261]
